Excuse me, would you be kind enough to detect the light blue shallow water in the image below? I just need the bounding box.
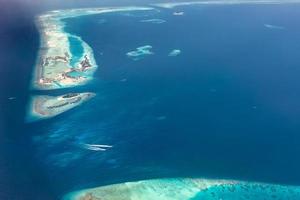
[66,70,85,78]
[68,35,84,67]
[193,183,300,200]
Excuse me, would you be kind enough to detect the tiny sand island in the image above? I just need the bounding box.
[63,178,300,200]
[29,92,95,121]
[34,7,153,90]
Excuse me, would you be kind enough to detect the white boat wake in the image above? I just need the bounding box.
[82,144,113,151]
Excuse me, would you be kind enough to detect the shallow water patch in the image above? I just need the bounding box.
[68,35,84,67]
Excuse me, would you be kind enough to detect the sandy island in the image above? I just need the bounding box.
[28,92,95,121]
[62,178,300,200]
[34,7,154,90]
[63,178,230,200]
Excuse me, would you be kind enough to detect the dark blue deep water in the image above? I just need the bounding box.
[3,2,300,200]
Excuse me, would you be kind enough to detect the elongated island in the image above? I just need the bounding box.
[63,178,300,200]
[28,92,95,121]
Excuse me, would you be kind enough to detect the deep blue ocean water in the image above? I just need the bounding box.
[0,2,56,199]
[3,2,300,200]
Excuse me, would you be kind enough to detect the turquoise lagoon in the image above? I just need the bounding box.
[68,35,84,67]
[192,183,300,200]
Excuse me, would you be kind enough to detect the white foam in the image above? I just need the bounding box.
[82,143,113,151]
[173,11,185,16]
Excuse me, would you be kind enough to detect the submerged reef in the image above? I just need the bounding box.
[127,45,154,61]
[168,49,181,57]
[264,24,285,30]
[64,178,300,200]
[140,19,166,24]
[28,93,95,121]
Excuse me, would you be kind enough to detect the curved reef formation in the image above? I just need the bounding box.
[28,92,95,121]
[126,45,154,61]
[64,178,300,200]
[34,7,153,90]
